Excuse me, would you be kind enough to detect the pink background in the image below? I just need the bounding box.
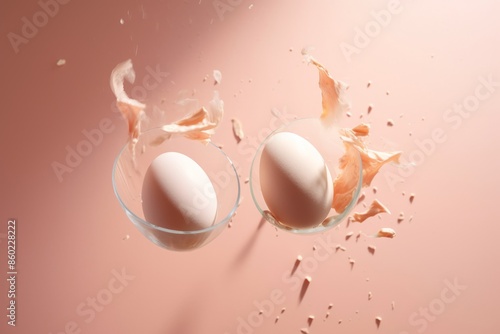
[1,0,500,333]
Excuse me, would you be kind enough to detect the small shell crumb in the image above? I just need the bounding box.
[328,303,333,310]
[368,291,373,300]
[281,307,286,314]
[357,192,366,204]
[375,316,382,328]
[336,244,347,252]
[409,193,415,204]
[356,232,362,242]
[387,119,394,127]
[213,69,222,85]
[372,187,377,194]
[367,245,376,254]
[367,105,373,114]
[376,227,396,238]
[307,315,315,326]
[231,118,245,143]
[275,316,279,323]
[345,231,354,240]
[56,59,66,66]
[300,328,309,334]
[122,234,130,241]
[391,301,395,310]
[397,212,405,223]
[367,81,371,88]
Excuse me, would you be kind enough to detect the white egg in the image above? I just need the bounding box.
[142,152,217,231]
[259,132,333,229]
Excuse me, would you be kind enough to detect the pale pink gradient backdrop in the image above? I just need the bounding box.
[1,0,499,333]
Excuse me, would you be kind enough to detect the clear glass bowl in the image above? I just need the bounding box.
[249,117,363,234]
[112,128,240,251]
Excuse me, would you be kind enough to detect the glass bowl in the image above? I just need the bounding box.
[249,117,362,234]
[112,128,240,251]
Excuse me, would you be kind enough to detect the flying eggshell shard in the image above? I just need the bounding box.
[141,152,217,231]
[259,132,334,229]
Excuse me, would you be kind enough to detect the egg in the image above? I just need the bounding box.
[259,132,334,229]
[142,152,217,231]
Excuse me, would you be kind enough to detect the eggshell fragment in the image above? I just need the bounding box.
[336,244,346,252]
[213,69,222,85]
[231,118,245,143]
[409,193,415,203]
[376,228,396,238]
[110,59,146,146]
[332,129,401,213]
[306,56,350,125]
[352,123,370,136]
[352,200,390,223]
